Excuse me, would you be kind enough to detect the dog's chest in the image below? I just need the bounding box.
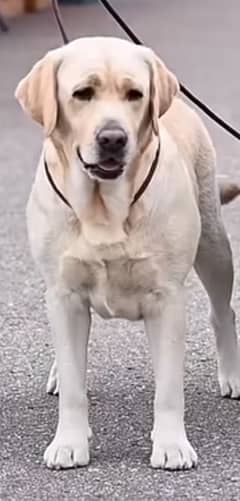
[60,238,162,320]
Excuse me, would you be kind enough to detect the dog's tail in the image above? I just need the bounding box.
[218,177,240,205]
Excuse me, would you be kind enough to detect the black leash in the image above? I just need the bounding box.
[131,139,160,206]
[44,141,160,210]
[52,0,68,44]
[44,158,72,208]
[52,0,240,142]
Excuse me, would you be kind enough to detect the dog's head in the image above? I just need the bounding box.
[15,37,178,181]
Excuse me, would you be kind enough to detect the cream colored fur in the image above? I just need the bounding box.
[15,37,240,471]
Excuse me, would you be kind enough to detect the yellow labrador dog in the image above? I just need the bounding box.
[15,37,240,470]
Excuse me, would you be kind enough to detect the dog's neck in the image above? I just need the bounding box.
[46,135,158,246]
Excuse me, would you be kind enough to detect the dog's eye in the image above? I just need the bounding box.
[72,87,95,101]
[126,89,143,101]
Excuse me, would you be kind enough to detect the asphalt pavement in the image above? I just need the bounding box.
[1,1,240,499]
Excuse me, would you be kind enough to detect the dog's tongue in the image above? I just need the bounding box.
[100,158,121,170]
[92,164,123,180]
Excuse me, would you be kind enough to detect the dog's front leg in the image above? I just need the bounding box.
[44,287,91,469]
[145,286,197,470]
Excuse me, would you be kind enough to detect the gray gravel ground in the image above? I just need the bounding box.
[1,1,240,499]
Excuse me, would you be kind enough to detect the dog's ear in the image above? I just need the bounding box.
[145,49,179,134]
[15,51,61,136]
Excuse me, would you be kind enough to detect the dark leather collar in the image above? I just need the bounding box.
[44,139,160,210]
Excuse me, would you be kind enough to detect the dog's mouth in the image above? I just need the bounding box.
[77,147,125,179]
[96,157,125,179]
[91,164,124,180]
[77,148,124,180]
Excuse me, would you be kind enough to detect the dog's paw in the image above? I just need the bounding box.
[44,436,90,469]
[218,367,240,399]
[218,349,240,399]
[46,359,59,396]
[150,434,197,470]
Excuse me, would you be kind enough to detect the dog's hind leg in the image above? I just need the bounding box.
[194,168,240,398]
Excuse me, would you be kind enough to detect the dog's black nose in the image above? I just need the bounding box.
[97,127,128,153]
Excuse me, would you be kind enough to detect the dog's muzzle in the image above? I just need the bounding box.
[77,123,128,180]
